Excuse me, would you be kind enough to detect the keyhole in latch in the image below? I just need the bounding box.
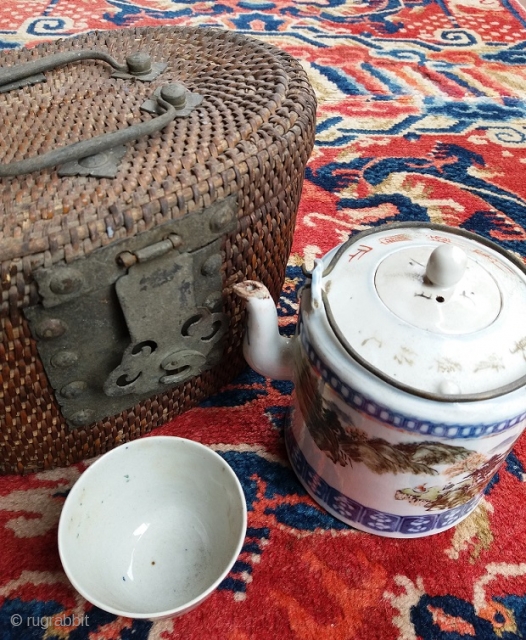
[181,314,223,341]
[164,364,191,376]
[131,340,158,355]
[114,341,158,388]
[181,315,203,337]
[201,321,223,342]
[116,372,142,387]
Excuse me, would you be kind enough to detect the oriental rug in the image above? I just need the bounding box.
[2,0,526,639]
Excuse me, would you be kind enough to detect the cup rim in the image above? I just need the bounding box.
[57,435,248,619]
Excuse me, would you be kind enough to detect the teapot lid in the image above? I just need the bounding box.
[319,223,526,401]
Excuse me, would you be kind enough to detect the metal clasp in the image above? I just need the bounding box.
[24,196,238,428]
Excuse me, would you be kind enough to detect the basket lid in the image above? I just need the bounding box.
[0,26,313,264]
[320,223,526,400]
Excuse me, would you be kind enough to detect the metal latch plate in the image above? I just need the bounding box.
[24,196,237,428]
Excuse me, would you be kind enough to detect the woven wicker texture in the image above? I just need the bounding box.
[0,26,316,473]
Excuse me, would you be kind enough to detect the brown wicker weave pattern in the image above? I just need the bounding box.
[0,26,316,473]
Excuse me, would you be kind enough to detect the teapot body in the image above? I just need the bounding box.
[235,223,526,538]
[286,286,526,538]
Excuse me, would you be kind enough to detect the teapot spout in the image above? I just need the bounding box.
[233,281,294,381]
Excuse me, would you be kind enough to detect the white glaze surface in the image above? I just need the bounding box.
[323,226,526,395]
[234,223,526,537]
[286,284,526,537]
[58,436,247,619]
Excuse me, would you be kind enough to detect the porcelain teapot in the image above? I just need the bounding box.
[233,223,526,538]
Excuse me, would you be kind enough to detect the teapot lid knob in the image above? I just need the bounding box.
[425,245,467,288]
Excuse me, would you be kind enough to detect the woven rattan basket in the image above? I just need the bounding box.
[0,26,316,473]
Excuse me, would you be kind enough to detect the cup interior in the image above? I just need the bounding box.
[58,437,247,618]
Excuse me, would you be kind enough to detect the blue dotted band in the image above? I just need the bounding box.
[300,328,526,439]
[285,426,478,536]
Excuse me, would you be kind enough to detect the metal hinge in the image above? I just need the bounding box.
[24,196,237,428]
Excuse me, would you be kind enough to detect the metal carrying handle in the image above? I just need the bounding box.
[0,50,176,177]
[0,50,132,89]
[0,48,166,93]
[0,90,179,177]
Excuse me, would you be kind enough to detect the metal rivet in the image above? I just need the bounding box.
[126,52,152,75]
[69,409,95,427]
[60,380,88,399]
[51,350,79,368]
[160,83,187,109]
[35,318,67,340]
[49,268,84,295]
[161,353,182,371]
[201,253,222,277]
[209,205,235,233]
[78,153,109,170]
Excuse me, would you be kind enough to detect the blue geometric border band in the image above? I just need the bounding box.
[300,328,526,439]
[285,426,478,536]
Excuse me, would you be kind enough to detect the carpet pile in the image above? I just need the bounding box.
[2,0,526,638]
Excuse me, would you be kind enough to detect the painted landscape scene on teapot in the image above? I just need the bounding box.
[286,337,524,535]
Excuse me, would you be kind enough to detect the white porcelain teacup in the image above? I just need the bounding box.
[58,436,247,619]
